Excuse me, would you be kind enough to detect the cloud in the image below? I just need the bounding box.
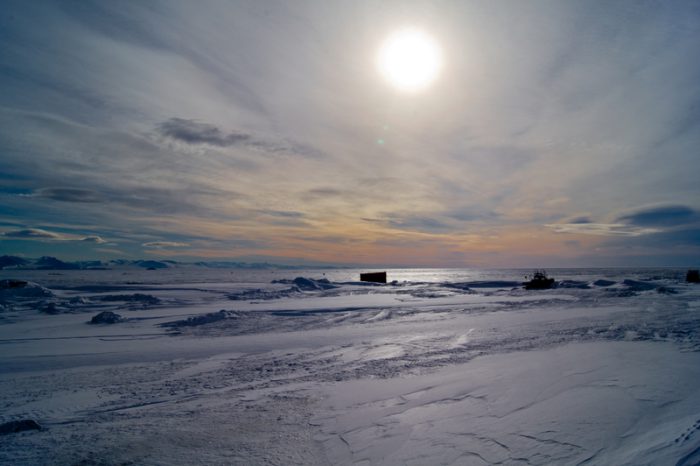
[614,204,698,226]
[386,215,451,233]
[596,205,700,252]
[445,208,500,223]
[604,227,700,250]
[156,118,249,147]
[1,228,107,243]
[546,223,659,237]
[548,204,699,237]
[561,215,593,225]
[95,247,125,255]
[1,228,63,240]
[363,208,500,234]
[82,235,107,244]
[142,241,189,248]
[33,187,103,203]
[303,188,344,199]
[21,180,240,220]
[256,210,307,227]
[260,210,304,218]
[154,117,324,161]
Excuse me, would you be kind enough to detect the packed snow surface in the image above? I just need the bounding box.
[0,267,699,465]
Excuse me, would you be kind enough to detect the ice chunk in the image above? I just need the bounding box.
[69,296,90,305]
[96,293,161,305]
[557,280,590,289]
[0,280,54,300]
[40,302,60,315]
[622,279,657,291]
[445,281,520,289]
[161,310,239,328]
[89,311,124,324]
[0,419,42,435]
[593,279,616,287]
[656,286,677,294]
[271,277,338,291]
[228,288,295,301]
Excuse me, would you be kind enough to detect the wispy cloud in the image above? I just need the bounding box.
[142,241,189,248]
[1,228,63,240]
[31,188,103,203]
[386,215,451,234]
[546,223,659,237]
[155,117,323,159]
[613,204,698,227]
[157,118,249,147]
[82,235,107,244]
[559,215,593,225]
[1,228,107,243]
[548,203,699,238]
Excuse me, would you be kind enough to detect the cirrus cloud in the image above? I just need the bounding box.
[613,204,698,226]
[1,228,107,243]
[1,228,63,240]
[545,223,659,237]
[156,118,250,147]
[142,241,189,248]
[32,187,103,203]
[82,235,107,244]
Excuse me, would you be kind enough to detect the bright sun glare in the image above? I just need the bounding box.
[377,27,442,92]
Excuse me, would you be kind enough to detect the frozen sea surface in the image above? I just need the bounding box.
[1,268,699,465]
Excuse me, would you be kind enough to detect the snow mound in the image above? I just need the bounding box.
[365,310,394,322]
[656,286,677,294]
[0,280,54,301]
[293,277,335,291]
[556,280,590,289]
[446,280,520,289]
[40,302,61,315]
[0,419,42,435]
[593,279,616,287]
[227,278,337,301]
[89,311,124,324]
[227,288,295,301]
[0,279,28,289]
[69,296,91,305]
[607,289,639,298]
[441,283,472,292]
[96,293,161,305]
[334,280,387,287]
[162,310,240,328]
[273,277,338,291]
[408,289,459,298]
[622,279,657,291]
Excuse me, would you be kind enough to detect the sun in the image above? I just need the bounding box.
[377,27,442,93]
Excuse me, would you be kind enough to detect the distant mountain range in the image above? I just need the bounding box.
[0,255,333,270]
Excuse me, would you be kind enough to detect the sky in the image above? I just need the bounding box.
[1,0,699,267]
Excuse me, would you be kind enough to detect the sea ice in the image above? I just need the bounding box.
[0,268,698,465]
